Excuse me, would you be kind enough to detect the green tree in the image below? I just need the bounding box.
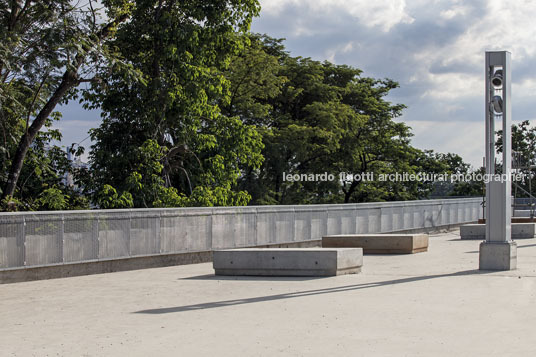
[86,0,263,208]
[94,184,133,209]
[416,151,483,198]
[0,0,135,201]
[229,49,413,204]
[497,120,536,166]
[497,120,536,198]
[0,109,89,211]
[224,37,478,203]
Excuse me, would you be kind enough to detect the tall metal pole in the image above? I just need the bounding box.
[479,51,517,270]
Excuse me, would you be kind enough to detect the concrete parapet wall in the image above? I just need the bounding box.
[0,198,482,282]
[0,240,321,284]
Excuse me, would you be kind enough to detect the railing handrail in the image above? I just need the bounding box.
[0,197,483,218]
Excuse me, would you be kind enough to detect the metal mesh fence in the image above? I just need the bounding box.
[0,198,482,269]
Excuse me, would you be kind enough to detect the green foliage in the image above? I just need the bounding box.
[417,151,483,198]
[121,140,190,208]
[0,0,136,207]
[449,167,485,197]
[36,188,69,211]
[86,1,262,208]
[497,120,536,198]
[497,120,536,167]
[226,37,478,203]
[0,195,22,211]
[95,184,134,209]
[221,34,287,125]
[227,42,414,203]
[0,109,90,210]
[2,1,478,210]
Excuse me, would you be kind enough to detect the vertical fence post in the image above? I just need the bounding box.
[208,209,214,250]
[21,216,26,267]
[60,214,65,263]
[93,216,100,259]
[127,211,132,257]
[253,207,258,246]
[157,213,162,254]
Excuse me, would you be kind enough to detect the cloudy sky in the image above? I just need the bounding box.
[57,0,536,167]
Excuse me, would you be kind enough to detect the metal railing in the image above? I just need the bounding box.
[512,182,536,218]
[0,198,482,270]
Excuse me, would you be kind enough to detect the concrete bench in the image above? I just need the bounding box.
[213,248,362,276]
[322,234,428,254]
[460,223,536,240]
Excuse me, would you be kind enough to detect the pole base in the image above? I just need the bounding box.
[479,241,517,271]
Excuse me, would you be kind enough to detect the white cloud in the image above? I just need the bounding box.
[419,73,481,100]
[259,0,414,32]
[403,120,485,168]
[325,41,357,63]
[411,0,536,102]
[341,41,354,54]
[440,5,469,20]
[253,0,536,166]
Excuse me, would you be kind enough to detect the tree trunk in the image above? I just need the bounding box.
[344,179,360,203]
[2,13,130,200]
[2,70,79,198]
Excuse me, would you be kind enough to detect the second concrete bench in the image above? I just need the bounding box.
[460,223,536,240]
[322,234,429,254]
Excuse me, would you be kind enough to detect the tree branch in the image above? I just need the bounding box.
[3,12,131,199]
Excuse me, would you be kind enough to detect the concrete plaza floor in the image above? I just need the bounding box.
[2,230,536,356]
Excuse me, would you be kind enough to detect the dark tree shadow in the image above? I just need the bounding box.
[517,243,536,248]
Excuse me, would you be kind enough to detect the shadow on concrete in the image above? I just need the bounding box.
[466,244,536,252]
[181,274,327,282]
[135,269,488,315]
[517,244,536,249]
